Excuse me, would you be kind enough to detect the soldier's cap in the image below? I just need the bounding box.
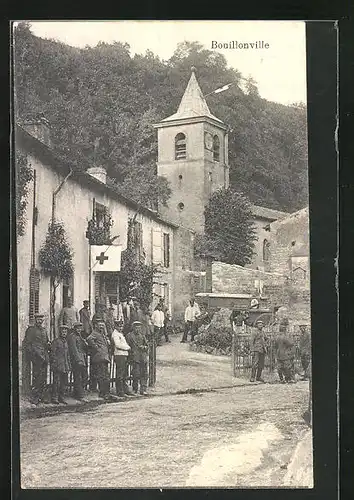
[59,324,69,330]
[73,322,83,327]
[34,313,45,318]
[255,319,264,325]
[132,321,142,326]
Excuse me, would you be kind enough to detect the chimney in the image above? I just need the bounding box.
[22,115,52,148]
[87,166,107,184]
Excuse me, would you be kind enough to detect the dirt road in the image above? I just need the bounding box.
[21,382,312,488]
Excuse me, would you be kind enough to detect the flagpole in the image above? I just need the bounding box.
[203,82,234,98]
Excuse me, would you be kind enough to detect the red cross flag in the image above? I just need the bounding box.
[91,245,122,272]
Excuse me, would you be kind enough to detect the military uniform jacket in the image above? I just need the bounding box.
[87,329,111,363]
[249,330,267,353]
[58,307,79,329]
[299,331,311,356]
[50,337,71,373]
[126,331,149,362]
[79,308,93,337]
[23,325,50,363]
[67,333,87,366]
[274,334,295,361]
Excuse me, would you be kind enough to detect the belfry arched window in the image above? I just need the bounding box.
[263,239,271,262]
[175,133,186,160]
[213,135,220,162]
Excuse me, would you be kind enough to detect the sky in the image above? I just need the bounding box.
[27,21,307,105]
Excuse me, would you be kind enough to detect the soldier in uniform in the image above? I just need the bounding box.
[274,322,296,383]
[249,319,268,382]
[299,324,311,380]
[67,322,89,401]
[23,313,50,404]
[58,297,80,330]
[106,305,116,338]
[87,319,117,401]
[50,325,71,404]
[79,300,93,338]
[126,321,149,395]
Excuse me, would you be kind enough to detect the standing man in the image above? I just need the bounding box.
[23,313,50,405]
[50,325,71,404]
[151,303,165,346]
[181,298,201,343]
[89,302,110,392]
[126,321,149,396]
[106,305,116,338]
[67,322,89,401]
[158,298,171,343]
[79,300,93,338]
[87,319,116,401]
[299,324,311,380]
[249,319,268,383]
[58,297,79,330]
[274,323,295,383]
[111,319,131,397]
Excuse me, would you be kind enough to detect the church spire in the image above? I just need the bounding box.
[161,67,223,123]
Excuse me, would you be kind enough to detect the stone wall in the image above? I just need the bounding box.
[212,261,286,297]
[211,261,311,324]
[268,207,310,278]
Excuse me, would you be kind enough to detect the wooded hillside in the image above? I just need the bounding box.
[14,22,308,212]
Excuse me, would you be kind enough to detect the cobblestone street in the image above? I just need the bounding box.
[20,339,312,488]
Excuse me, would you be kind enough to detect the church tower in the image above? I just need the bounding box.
[154,67,229,233]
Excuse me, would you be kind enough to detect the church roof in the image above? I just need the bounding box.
[161,68,223,124]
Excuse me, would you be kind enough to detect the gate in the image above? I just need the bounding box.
[231,325,306,379]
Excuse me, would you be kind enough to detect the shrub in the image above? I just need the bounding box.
[194,307,233,352]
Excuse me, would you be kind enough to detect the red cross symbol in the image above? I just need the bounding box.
[96,252,109,265]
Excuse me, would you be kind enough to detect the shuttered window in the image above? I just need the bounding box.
[213,135,220,162]
[163,233,170,268]
[29,267,40,324]
[175,133,186,160]
[135,221,143,259]
[152,228,163,265]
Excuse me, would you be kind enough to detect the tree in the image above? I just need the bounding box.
[195,189,257,266]
[15,151,33,237]
[14,26,308,213]
[38,221,74,338]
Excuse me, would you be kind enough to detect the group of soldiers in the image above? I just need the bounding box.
[23,296,162,405]
[247,317,311,383]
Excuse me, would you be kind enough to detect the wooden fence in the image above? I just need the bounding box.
[231,325,308,379]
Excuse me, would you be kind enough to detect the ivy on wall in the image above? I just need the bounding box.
[39,221,74,337]
[16,151,33,237]
[119,217,156,311]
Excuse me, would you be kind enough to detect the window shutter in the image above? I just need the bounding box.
[94,274,101,303]
[152,228,163,264]
[152,282,161,303]
[29,267,40,324]
[163,233,170,268]
[137,222,143,259]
